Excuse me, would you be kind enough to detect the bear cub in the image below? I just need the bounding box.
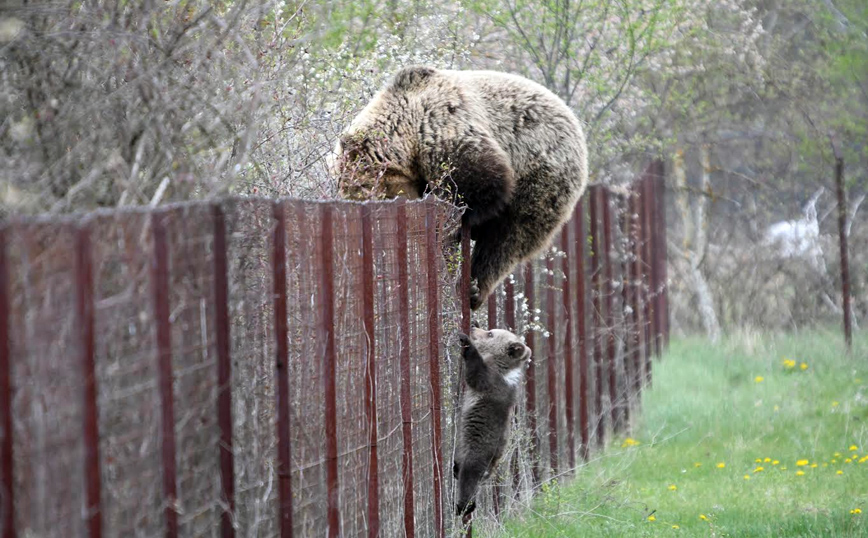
[454,326,531,516]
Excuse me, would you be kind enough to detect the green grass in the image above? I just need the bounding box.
[499,329,868,537]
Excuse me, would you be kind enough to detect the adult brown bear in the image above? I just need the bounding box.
[333,66,588,309]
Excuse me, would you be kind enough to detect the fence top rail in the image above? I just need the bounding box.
[0,193,461,229]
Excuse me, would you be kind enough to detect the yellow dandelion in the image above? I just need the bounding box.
[810,463,818,468]
[834,452,842,458]
[755,458,762,463]
[822,463,828,467]
[837,470,844,475]
[773,405,780,412]
[754,466,764,473]
[755,376,764,383]
[851,508,862,515]
[796,459,809,466]
[796,470,805,476]
[772,460,780,465]
[699,514,708,521]
[668,484,677,491]
[716,462,725,469]
[694,462,702,468]
[648,515,656,522]
[849,445,858,451]
[845,458,852,463]
[832,401,839,407]
[764,457,771,463]
[832,459,838,464]
[672,525,680,529]
[621,437,641,448]
[744,474,751,480]
[782,359,796,368]
[800,362,808,370]
[781,466,788,470]
[859,456,868,463]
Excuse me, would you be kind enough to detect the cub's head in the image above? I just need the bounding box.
[468,326,531,373]
[332,65,468,201]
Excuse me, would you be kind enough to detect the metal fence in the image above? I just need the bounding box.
[0,162,668,538]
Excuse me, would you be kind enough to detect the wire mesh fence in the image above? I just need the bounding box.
[0,162,668,537]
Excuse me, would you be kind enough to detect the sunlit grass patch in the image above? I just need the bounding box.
[497,329,868,537]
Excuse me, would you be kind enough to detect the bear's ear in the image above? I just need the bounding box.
[391,66,436,91]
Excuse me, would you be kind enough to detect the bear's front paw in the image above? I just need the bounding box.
[469,279,483,310]
[456,500,477,517]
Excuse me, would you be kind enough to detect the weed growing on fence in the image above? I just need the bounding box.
[497,329,868,537]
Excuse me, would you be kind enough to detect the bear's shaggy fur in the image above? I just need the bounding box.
[453,326,531,516]
[334,66,588,309]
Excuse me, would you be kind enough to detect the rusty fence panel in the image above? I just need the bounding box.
[0,166,666,536]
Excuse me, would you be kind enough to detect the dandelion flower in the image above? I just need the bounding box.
[672,525,680,529]
[845,458,852,463]
[755,458,762,463]
[859,456,868,463]
[772,460,780,465]
[837,470,844,475]
[716,462,725,469]
[622,437,641,448]
[755,376,764,383]
[796,459,809,467]
[744,474,751,480]
[832,459,838,464]
[668,484,677,491]
[800,362,808,370]
[832,401,839,407]
[851,508,862,515]
[773,405,780,412]
[796,470,805,476]
[849,445,858,451]
[781,466,788,470]
[810,463,818,468]
[699,514,708,521]
[834,452,842,458]
[694,462,702,468]
[764,457,771,463]
[648,515,656,522]
[782,359,796,369]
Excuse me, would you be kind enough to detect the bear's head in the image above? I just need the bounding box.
[333,66,469,201]
[468,326,531,374]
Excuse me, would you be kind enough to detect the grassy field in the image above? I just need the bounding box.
[499,329,868,537]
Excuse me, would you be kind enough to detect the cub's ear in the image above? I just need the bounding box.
[391,66,436,91]
[471,320,480,329]
[508,342,525,358]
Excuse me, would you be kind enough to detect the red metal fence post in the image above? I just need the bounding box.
[272,202,294,538]
[573,203,590,462]
[628,189,644,401]
[424,202,444,538]
[0,228,11,538]
[212,205,236,538]
[76,224,102,538]
[560,224,576,471]
[360,204,380,537]
[654,162,670,349]
[589,186,605,449]
[320,205,341,538]
[617,196,633,423]
[601,189,622,434]
[461,221,472,335]
[546,253,559,475]
[834,157,852,350]
[396,200,416,538]
[151,211,179,538]
[640,175,654,384]
[524,262,540,485]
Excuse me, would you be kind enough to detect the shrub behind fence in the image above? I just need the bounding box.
[0,163,667,537]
